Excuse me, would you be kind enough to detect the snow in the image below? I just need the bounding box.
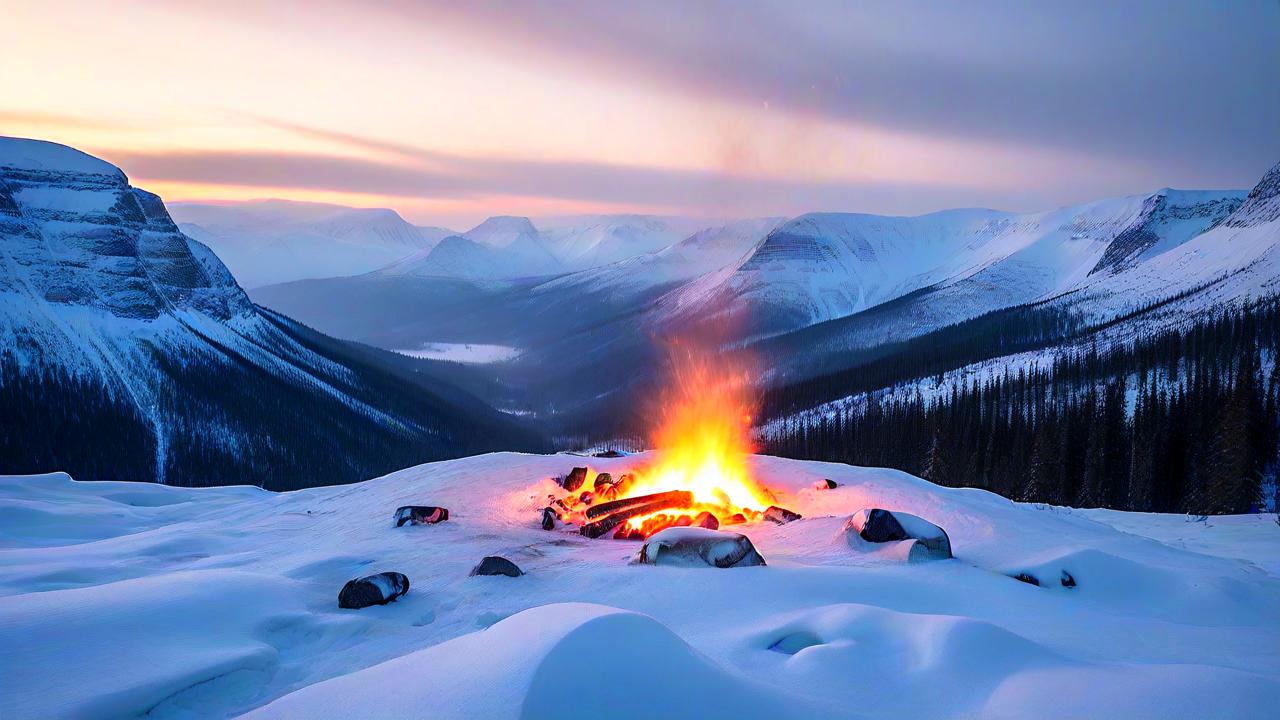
[395,342,520,363]
[2,454,1277,719]
[170,200,446,288]
[0,136,125,181]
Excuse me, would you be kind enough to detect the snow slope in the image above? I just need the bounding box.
[662,190,1244,342]
[171,200,448,288]
[0,137,538,486]
[537,214,713,269]
[2,454,1276,719]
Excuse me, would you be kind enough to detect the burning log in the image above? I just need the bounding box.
[763,506,802,524]
[579,494,693,539]
[562,466,589,492]
[613,525,643,540]
[585,490,694,521]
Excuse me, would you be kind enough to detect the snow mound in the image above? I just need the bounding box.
[244,603,829,720]
[0,570,308,719]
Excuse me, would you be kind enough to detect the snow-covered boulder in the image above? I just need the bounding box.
[637,527,767,568]
[844,508,953,562]
[338,572,409,609]
[470,556,523,577]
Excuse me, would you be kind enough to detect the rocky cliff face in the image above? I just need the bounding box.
[0,137,543,488]
[1225,161,1280,227]
[0,137,252,322]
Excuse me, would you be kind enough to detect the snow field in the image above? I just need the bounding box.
[1,454,1277,719]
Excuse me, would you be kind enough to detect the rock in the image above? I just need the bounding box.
[763,506,802,524]
[393,506,449,527]
[540,507,557,531]
[1011,572,1040,586]
[693,511,719,530]
[562,466,588,492]
[817,479,838,490]
[723,513,747,525]
[592,472,614,491]
[637,527,767,568]
[470,556,523,577]
[594,449,624,458]
[1060,570,1076,588]
[845,508,952,561]
[338,571,409,609]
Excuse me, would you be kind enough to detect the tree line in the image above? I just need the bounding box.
[762,299,1280,514]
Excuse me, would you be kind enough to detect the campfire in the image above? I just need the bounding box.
[540,342,795,540]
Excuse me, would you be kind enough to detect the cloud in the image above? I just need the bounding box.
[387,0,1280,185]
[104,144,1073,218]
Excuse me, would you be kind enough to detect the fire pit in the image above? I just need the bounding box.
[537,345,795,540]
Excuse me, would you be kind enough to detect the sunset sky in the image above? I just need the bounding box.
[4,0,1277,227]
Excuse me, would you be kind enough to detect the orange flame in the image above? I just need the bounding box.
[622,341,772,530]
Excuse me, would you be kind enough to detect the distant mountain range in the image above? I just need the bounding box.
[5,134,1277,483]
[0,137,544,488]
[171,199,451,288]
[251,165,1276,434]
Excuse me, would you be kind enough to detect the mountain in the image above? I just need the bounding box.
[661,190,1245,344]
[372,215,564,280]
[460,215,541,248]
[170,199,450,288]
[537,214,714,268]
[756,163,1280,436]
[0,137,544,489]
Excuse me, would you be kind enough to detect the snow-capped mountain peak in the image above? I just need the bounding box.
[462,215,541,248]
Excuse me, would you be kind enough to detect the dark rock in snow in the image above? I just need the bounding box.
[1011,572,1040,586]
[394,506,449,527]
[594,449,625,458]
[470,556,523,577]
[562,466,588,492]
[845,508,952,561]
[819,479,838,490]
[1060,570,1077,588]
[637,527,767,568]
[339,571,409,609]
[541,507,557,531]
[763,506,802,524]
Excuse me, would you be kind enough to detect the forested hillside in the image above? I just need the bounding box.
[763,298,1280,514]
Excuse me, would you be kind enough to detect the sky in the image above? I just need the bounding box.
[2,0,1277,228]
